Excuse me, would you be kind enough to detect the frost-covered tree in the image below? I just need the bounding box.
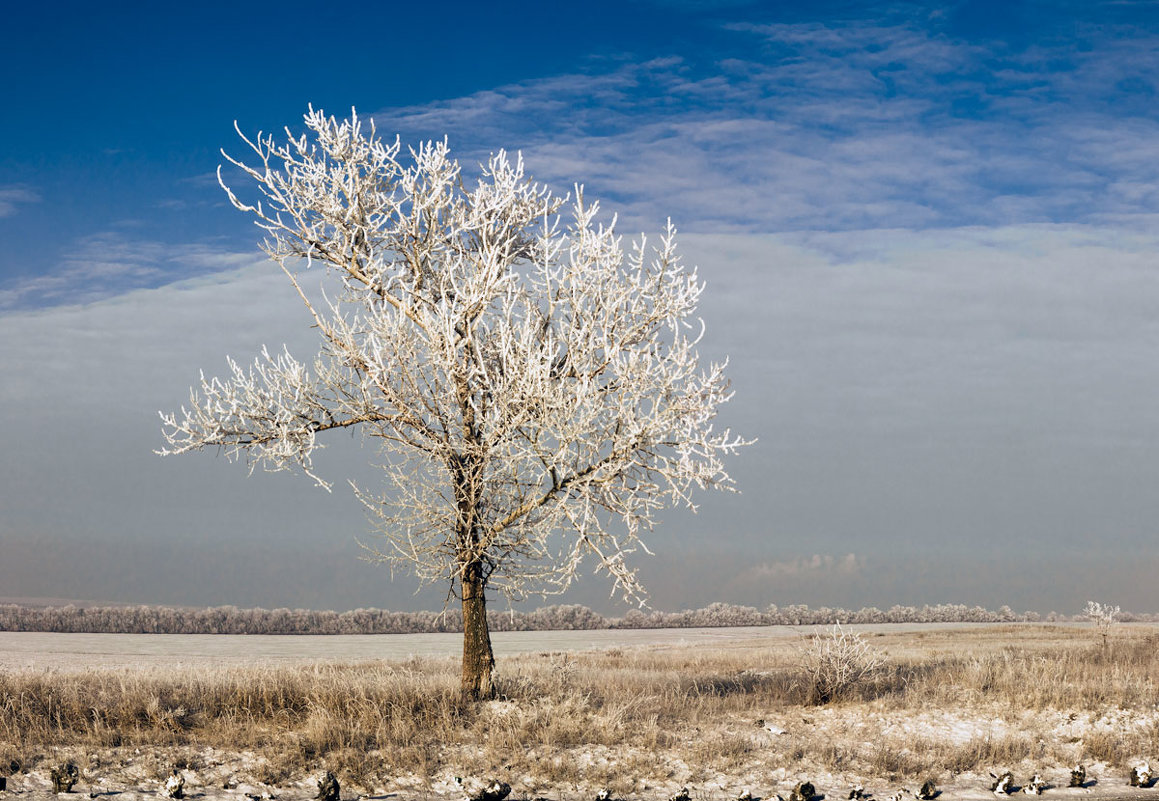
[159,108,747,698]
[1083,600,1120,647]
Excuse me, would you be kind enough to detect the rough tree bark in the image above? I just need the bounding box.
[452,442,493,698]
[460,560,495,700]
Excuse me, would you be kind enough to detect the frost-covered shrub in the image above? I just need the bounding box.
[797,621,886,704]
[1084,600,1120,646]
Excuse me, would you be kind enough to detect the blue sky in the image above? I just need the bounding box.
[3,0,1159,614]
[5,0,1159,305]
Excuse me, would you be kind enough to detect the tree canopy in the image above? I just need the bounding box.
[160,108,747,696]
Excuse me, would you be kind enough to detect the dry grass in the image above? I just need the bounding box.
[2,624,1158,796]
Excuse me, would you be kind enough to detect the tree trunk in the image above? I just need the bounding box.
[460,560,495,700]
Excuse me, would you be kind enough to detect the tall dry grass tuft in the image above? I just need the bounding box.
[2,624,1158,793]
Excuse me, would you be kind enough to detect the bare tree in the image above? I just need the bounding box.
[159,108,747,698]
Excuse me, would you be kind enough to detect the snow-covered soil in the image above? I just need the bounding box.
[6,705,1158,801]
[4,626,1157,801]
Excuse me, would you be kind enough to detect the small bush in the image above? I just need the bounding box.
[798,622,886,704]
[1084,600,1120,647]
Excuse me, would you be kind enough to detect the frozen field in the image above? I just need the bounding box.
[0,625,793,669]
[3,622,1157,801]
[0,622,994,670]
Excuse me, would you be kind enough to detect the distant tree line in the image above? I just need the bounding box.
[1,601,1154,635]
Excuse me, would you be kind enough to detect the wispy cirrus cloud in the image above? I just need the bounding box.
[368,19,1159,234]
[0,233,257,310]
[0,185,40,218]
[16,12,1157,311]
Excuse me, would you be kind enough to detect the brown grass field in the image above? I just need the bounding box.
[2,623,1158,801]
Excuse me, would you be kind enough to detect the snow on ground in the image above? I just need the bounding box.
[4,627,1158,801]
[12,704,1159,801]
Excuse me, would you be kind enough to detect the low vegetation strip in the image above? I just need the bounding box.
[2,601,1153,635]
[2,624,1158,801]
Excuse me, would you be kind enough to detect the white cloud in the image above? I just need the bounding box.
[360,20,1159,235]
[7,220,1159,610]
[742,554,865,579]
[0,233,257,310]
[0,185,40,218]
